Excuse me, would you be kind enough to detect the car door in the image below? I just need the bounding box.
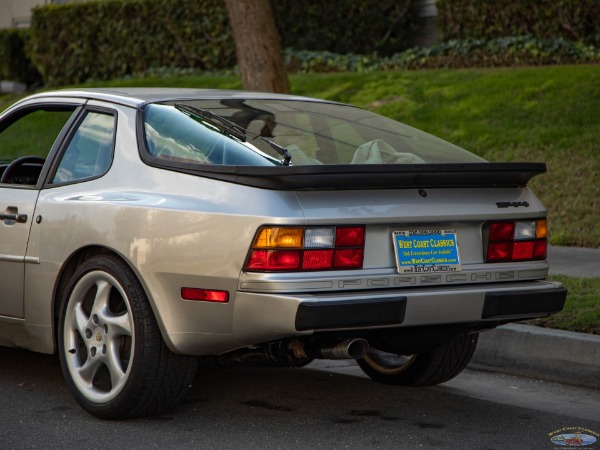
[0,100,81,318]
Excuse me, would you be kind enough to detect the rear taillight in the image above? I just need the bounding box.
[245,226,365,272]
[486,219,547,262]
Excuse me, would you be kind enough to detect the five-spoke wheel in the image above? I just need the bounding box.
[61,269,134,404]
[58,254,197,419]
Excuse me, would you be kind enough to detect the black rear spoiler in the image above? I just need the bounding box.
[170,162,546,190]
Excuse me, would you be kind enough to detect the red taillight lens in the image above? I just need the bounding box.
[336,227,365,247]
[334,249,364,269]
[487,242,513,262]
[486,219,547,263]
[302,250,334,270]
[181,288,229,303]
[245,226,365,272]
[512,241,535,260]
[533,240,547,259]
[247,249,301,270]
[490,222,515,240]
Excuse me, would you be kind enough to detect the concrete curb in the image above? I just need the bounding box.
[470,324,600,390]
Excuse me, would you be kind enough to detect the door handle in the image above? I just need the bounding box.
[0,213,27,223]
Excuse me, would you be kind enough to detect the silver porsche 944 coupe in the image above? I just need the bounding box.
[0,88,566,419]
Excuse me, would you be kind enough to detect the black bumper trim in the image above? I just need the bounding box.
[482,287,567,319]
[295,297,407,332]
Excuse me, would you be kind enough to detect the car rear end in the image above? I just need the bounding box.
[232,184,565,353]
[139,93,566,368]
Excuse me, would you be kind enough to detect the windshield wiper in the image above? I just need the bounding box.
[174,103,291,165]
[175,103,246,142]
[248,132,292,166]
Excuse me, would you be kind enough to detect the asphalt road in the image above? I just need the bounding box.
[1,348,598,449]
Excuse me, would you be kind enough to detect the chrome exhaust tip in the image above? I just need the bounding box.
[300,338,370,360]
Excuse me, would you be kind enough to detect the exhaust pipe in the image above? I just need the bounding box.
[291,338,370,360]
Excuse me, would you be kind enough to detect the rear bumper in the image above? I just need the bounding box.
[293,285,567,332]
[166,280,566,355]
[230,280,566,348]
[295,297,408,331]
[482,287,567,319]
[296,287,567,331]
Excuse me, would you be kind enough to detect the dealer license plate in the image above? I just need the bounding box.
[393,229,462,274]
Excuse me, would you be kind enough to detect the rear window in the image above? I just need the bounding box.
[142,99,485,167]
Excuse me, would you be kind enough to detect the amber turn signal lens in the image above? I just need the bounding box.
[253,227,303,248]
[536,219,548,239]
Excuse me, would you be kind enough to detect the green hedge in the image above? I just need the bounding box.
[437,0,600,46]
[273,0,413,56]
[0,28,41,86]
[28,0,414,86]
[23,0,600,86]
[29,0,234,86]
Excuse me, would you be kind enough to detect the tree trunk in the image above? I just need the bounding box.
[224,0,290,94]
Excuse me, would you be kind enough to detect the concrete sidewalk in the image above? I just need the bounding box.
[471,245,600,389]
[548,245,600,278]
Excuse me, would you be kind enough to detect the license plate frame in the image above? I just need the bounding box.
[392,229,462,274]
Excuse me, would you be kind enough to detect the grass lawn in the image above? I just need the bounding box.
[527,276,600,335]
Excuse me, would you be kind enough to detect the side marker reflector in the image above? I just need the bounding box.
[181,288,229,303]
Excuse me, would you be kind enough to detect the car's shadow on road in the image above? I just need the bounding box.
[0,346,64,389]
[3,346,595,450]
[0,345,465,426]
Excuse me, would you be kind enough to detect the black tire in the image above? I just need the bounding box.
[357,333,478,386]
[57,254,197,419]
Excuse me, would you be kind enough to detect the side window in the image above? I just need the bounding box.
[0,107,75,185]
[53,111,116,184]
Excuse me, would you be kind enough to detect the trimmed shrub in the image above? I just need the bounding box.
[25,0,599,86]
[29,0,235,86]
[28,0,414,86]
[0,28,41,86]
[437,0,600,46]
[273,0,414,56]
[284,37,600,73]
[283,49,376,74]
[387,36,600,69]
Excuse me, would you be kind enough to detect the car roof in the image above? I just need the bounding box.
[26,88,332,109]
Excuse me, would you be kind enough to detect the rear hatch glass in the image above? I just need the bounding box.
[143,99,485,167]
